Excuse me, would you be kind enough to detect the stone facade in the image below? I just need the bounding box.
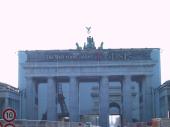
[0,82,20,119]
[18,38,161,127]
[158,80,170,118]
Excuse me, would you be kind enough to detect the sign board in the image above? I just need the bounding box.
[4,123,15,127]
[2,108,16,122]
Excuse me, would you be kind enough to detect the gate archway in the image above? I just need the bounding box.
[109,102,122,127]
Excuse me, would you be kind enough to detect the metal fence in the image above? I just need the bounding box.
[126,122,151,127]
[0,119,99,127]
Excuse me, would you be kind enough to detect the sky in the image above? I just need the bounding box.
[0,0,170,88]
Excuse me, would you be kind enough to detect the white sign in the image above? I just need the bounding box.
[2,108,16,122]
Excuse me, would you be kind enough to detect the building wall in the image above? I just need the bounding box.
[0,82,20,119]
[159,81,170,118]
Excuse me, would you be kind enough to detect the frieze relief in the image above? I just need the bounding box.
[26,49,152,62]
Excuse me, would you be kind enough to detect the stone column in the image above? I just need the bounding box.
[165,95,168,117]
[142,76,153,121]
[131,81,140,122]
[69,76,79,122]
[25,77,36,119]
[99,76,109,127]
[151,49,161,117]
[47,77,57,121]
[122,76,132,123]
[4,97,9,108]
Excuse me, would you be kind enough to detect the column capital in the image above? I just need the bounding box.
[124,75,132,80]
[47,76,55,79]
[69,76,78,83]
[25,76,32,79]
[69,76,77,79]
[123,75,133,84]
[25,77,34,82]
[100,76,109,82]
[101,75,109,78]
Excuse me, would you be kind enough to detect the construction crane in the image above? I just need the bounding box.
[41,84,69,121]
[57,84,69,119]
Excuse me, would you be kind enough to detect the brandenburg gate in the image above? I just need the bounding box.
[19,36,161,127]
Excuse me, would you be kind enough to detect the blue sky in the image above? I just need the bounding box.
[0,0,170,87]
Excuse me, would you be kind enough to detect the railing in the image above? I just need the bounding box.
[125,122,150,127]
[0,119,100,127]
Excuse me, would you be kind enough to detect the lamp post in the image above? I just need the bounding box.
[96,116,99,126]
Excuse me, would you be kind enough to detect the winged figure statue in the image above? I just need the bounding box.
[85,26,91,34]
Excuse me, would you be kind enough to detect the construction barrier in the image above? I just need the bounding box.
[151,118,170,127]
[124,118,170,127]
